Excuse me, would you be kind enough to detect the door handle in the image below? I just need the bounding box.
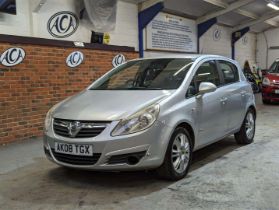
[240,91,246,97]
[220,97,228,105]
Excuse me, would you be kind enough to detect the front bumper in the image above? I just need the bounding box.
[44,120,172,171]
[262,85,279,101]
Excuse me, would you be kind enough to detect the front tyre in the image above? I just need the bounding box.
[234,109,256,145]
[156,127,193,181]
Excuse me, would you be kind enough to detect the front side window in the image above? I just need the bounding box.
[186,60,220,97]
[219,61,239,84]
[90,58,194,90]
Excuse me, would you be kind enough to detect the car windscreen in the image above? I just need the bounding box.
[90,58,194,90]
[269,61,279,73]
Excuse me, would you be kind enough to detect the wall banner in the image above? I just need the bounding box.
[112,54,126,67]
[0,47,25,67]
[66,51,84,68]
[146,13,197,53]
[47,11,79,38]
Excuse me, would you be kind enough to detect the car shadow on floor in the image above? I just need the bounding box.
[0,136,242,206]
[191,136,241,171]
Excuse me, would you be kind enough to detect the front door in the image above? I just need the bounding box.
[187,60,228,147]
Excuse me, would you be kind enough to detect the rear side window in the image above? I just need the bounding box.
[219,61,239,84]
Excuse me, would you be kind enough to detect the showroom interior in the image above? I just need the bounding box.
[0,0,279,209]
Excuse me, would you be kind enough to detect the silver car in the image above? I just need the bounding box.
[44,55,256,180]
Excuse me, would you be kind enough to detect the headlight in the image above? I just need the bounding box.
[262,77,271,86]
[44,98,69,132]
[44,105,58,133]
[111,104,160,136]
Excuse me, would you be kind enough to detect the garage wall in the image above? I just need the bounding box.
[145,22,256,69]
[0,40,137,144]
[235,33,257,69]
[0,0,32,36]
[200,25,231,58]
[109,1,139,50]
[0,0,138,49]
[200,24,256,68]
[256,28,279,69]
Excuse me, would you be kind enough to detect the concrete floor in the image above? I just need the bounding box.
[0,94,278,210]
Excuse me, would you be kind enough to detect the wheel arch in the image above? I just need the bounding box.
[248,105,257,119]
[176,122,195,149]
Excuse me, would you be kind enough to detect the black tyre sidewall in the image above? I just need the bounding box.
[236,109,256,144]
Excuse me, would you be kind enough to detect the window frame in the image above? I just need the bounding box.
[185,59,222,98]
[216,60,240,86]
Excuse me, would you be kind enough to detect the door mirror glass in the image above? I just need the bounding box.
[198,82,217,96]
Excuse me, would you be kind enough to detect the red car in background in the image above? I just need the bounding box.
[262,60,279,104]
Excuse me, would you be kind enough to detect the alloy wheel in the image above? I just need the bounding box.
[171,133,190,174]
[245,112,255,140]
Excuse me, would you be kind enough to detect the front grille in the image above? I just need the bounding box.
[267,93,279,98]
[53,118,110,138]
[51,149,101,165]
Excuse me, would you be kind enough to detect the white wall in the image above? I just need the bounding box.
[109,1,138,49]
[235,33,256,69]
[0,0,32,36]
[200,25,231,58]
[145,22,256,69]
[257,28,279,69]
[0,0,138,49]
[200,24,256,68]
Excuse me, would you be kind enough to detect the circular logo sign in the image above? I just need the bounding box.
[66,51,84,68]
[213,28,221,41]
[0,47,25,67]
[47,11,79,38]
[112,54,126,68]
[242,36,248,45]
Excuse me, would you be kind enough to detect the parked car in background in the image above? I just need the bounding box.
[262,59,279,104]
[44,55,256,180]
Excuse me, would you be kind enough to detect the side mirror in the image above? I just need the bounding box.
[196,82,217,98]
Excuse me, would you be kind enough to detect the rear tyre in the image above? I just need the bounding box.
[234,109,256,145]
[156,127,193,181]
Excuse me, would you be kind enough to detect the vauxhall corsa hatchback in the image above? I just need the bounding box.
[44,55,256,180]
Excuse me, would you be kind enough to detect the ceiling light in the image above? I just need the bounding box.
[267,3,279,10]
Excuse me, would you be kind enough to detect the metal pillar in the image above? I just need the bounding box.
[231,27,250,60]
[197,18,217,53]
[138,2,164,58]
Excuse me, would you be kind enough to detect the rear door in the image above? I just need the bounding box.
[217,60,245,132]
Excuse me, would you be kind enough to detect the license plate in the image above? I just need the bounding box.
[275,90,279,94]
[54,142,93,156]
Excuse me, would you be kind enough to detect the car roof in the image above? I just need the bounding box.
[131,54,232,61]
